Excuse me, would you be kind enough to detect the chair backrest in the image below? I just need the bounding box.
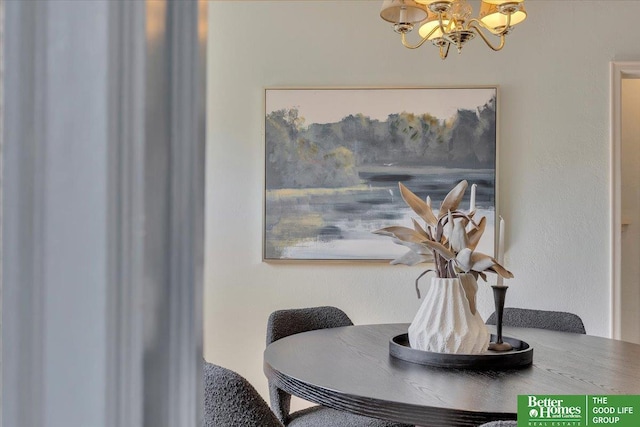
[203,362,283,427]
[265,306,353,423]
[486,308,586,334]
[266,306,354,345]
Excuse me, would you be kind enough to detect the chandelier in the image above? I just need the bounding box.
[380,0,527,59]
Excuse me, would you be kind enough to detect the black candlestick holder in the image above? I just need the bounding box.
[488,285,512,352]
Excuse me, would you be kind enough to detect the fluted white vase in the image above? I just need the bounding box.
[408,274,490,354]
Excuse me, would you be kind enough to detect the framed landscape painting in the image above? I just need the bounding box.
[264,87,497,261]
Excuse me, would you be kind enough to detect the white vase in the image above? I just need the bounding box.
[408,274,490,354]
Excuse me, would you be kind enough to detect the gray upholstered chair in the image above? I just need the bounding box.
[486,308,586,334]
[482,309,584,427]
[479,422,517,427]
[203,362,283,427]
[266,306,412,427]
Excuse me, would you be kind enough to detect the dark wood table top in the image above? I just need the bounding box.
[263,323,640,427]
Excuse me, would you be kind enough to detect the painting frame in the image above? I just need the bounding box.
[263,86,498,262]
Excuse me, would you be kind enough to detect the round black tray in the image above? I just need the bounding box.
[389,333,533,370]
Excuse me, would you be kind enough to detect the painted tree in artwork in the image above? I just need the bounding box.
[266,108,360,189]
[265,95,496,190]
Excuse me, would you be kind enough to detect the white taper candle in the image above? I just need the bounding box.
[470,183,477,212]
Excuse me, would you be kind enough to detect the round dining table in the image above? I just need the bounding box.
[263,323,640,427]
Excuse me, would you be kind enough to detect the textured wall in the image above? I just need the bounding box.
[205,1,635,401]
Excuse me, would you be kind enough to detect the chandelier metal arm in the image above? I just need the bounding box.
[439,42,451,60]
[467,11,512,36]
[401,31,432,49]
[400,23,443,50]
[467,23,506,51]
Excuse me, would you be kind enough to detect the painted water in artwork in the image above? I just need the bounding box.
[264,88,496,260]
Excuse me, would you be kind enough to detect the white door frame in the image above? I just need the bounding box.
[610,61,640,339]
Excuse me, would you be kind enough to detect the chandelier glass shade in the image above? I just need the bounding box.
[380,0,527,59]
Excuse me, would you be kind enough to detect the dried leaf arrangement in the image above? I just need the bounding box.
[374,180,514,298]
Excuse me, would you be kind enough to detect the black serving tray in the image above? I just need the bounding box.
[389,333,533,370]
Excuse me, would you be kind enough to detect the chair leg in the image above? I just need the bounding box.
[269,382,291,424]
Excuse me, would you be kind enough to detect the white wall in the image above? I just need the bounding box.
[205,0,636,400]
[621,78,640,344]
